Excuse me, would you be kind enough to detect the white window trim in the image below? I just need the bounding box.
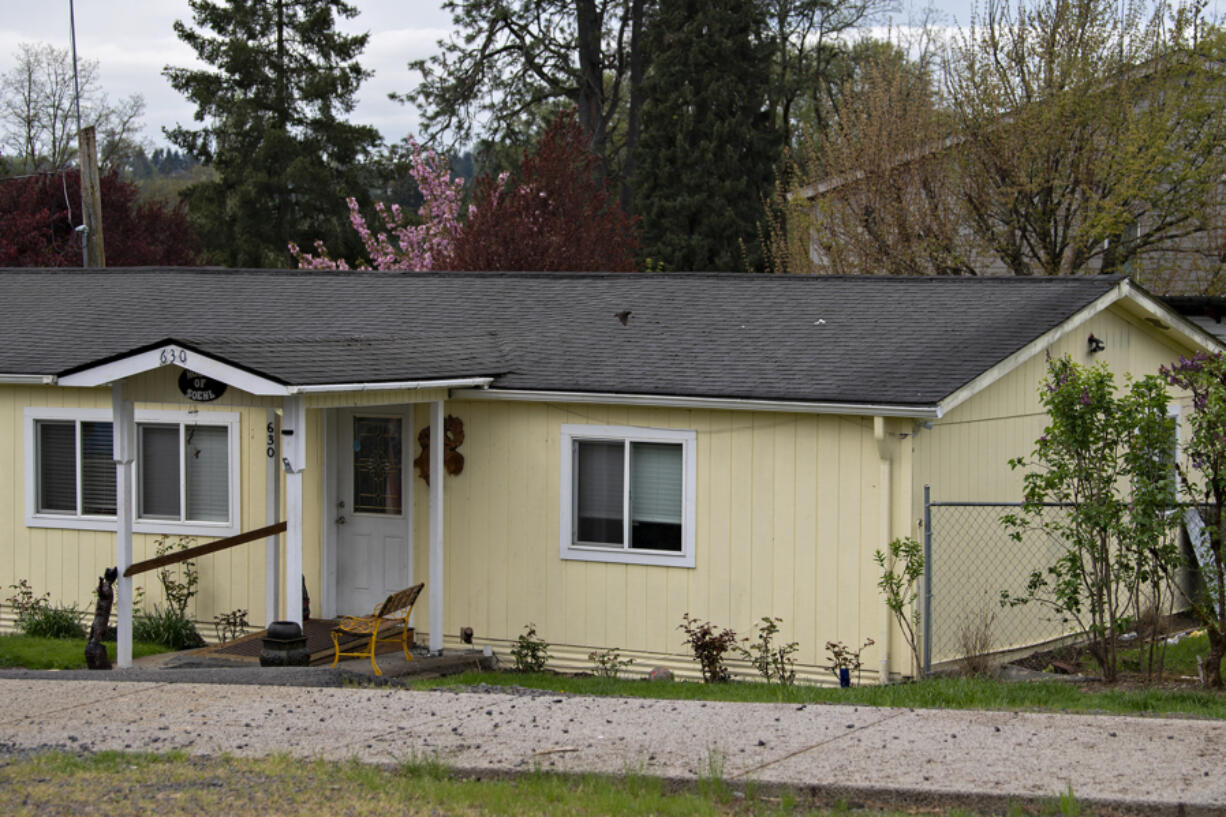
[24,407,242,536]
[560,423,696,568]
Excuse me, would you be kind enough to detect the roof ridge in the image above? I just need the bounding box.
[0,267,1128,285]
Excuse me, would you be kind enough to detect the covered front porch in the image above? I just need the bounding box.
[131,617,498,680]
[55,338,493,667]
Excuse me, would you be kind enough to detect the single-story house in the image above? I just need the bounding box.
[0,269,1213,681]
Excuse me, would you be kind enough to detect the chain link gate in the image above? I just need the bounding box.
[922,486,1075,675]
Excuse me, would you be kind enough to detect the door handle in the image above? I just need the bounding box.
[336,514,346,525]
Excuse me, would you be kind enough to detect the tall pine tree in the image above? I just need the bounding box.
[164,0,380,267]
[633,0,780,271]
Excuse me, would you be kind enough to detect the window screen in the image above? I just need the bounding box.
[630,442,683,551]
[575,440,624,544]
[140,424,180,519]
[184,425,228,522]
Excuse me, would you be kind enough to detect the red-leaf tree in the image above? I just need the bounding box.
[0,170,199,267]
[447,111,639,271]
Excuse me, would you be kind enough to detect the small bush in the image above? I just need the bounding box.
[22,603,85,639]
[5,579,50,623]
[738,616,798,686]
[679,613,737,683]
[588,647,635,679]
[826,637,875,684]
[875,536,924,678]
[510,623,550,672]
[151,535,199,618]
[134,605,205,651]
[5,579,83,638]
[213,609,249,643]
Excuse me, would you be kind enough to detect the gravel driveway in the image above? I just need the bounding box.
[0,675,1223,815]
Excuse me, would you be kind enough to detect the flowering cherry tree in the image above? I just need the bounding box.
[293,111,638,272]
[289,139,469,270]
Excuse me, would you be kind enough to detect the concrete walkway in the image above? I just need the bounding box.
[0,673,1223,816]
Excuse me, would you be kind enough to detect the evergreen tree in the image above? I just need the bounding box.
[164,0,381,267]
[633,0,780,271]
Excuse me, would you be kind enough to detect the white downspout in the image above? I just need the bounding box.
[874,416,892,685]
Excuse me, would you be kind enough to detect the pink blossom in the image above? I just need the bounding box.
[291,138,468,271]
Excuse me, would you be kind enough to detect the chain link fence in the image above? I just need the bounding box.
[923,489,1075,673]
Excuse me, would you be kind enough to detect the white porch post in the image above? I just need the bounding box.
[112,383,135,668]
[283,396,306,625]
[429,400,444,654]
[265,408,281,625]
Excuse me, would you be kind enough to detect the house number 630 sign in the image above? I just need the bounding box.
[159,347,188,365]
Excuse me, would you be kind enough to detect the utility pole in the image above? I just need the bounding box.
[78,125,105,268]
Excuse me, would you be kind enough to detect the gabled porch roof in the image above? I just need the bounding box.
[54,337,494,396]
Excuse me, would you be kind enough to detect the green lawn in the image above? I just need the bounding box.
[0,634,170,670]
[0,750,1078,817]
[412,670,1226,719]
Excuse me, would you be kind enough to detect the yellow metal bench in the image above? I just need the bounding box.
[330,583,424,675]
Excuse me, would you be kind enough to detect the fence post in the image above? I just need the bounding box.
[923,484,932,677]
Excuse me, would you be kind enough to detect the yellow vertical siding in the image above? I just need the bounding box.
[428,400,890,682]
[911,305,1200,662]
[0,375,304,635]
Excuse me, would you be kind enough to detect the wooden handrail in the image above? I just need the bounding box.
[124,521,287,578]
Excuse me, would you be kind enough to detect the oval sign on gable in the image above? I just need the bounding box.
[178,370,227,402]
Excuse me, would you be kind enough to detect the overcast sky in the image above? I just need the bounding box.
[0,0,985,151]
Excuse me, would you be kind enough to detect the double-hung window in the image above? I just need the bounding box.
[26,408,240,535]
[560,424,696,567]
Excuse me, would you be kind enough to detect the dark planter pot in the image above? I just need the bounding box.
[260,620,310,667]
[838,667,851,688]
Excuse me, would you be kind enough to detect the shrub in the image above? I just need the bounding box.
[825,637,875,685]
[21,603,85,639]
[875,536,925,679]
[679,613,737,683]
[1003,357,1179,683]
[5,579,50,625]
[588,647,635,679]
[134,605,205,651]
[5,579,83,638]
[213,609,249,643]
[152,535,199,618]
[510,623,550,672]
[738,616,798,686]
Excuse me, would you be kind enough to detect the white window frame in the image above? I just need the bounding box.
[559,423,696,568]
[24,407,242,536]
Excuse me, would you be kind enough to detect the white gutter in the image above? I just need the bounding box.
[874,416,893,685]
[287,377,494,395]
[454,387,940,418]
[0,374,56,385]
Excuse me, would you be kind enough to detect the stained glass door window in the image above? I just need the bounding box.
[353,416,403,515]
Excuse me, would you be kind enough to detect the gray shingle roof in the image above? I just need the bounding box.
[0,268,1126,406]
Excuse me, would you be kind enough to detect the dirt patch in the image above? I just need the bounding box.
[1007,613,1207,688]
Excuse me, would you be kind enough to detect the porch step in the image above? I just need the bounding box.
[208,619,409,666]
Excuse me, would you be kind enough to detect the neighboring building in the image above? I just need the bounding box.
[0,269,1212,680]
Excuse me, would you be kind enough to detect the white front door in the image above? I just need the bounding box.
[334,409,412,617]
